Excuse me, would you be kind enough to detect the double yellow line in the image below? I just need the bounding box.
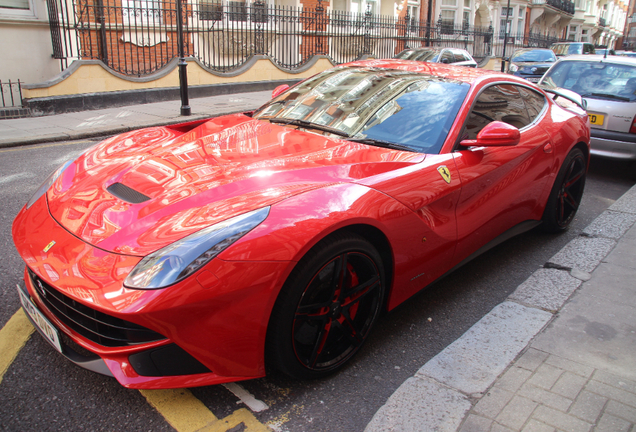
[1,309,271,432]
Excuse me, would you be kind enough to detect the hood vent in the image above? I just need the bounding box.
[106,182,150,204]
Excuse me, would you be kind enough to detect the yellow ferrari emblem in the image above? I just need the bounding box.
[43,241,56,253]
[437,166,451,184]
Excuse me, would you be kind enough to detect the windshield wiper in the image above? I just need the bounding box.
[267,118,349,137]
[589,93,631,102]
[347,137,417,152]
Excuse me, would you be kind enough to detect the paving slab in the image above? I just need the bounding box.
[416,302,552,396]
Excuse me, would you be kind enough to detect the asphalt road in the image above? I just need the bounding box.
[1,139,634,432]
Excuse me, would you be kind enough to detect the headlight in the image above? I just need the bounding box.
[124,207,270,289]
[509,64,519,72]
[26,160,74,209]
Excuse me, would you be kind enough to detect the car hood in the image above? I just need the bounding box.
[47,114,424,256]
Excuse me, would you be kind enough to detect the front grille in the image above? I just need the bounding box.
[27,268,165,347]
[535,67,550,74]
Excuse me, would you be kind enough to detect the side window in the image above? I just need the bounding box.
[441,51,454,64]
[454,51,467,62]
[517,87,547,123]
[461,84,531,140]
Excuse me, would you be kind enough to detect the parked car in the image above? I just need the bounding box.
[550,42,596,57]
[14,60,590,389]
[507,48,557,83]
[620,52,636,58]
[394,47,478,67]
[539,54,636,159]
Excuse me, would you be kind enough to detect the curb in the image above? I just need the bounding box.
[365,183,636,432]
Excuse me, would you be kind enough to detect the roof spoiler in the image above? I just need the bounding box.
[539,85,587,110]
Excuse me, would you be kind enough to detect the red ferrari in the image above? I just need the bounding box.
[13,60,590,389]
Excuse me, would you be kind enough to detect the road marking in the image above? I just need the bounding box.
[203,408,271,432]
[141,389,272,431]
[0,309,34,385]
[140,389,219,432]
[2,308,272,431]
[223,382,269,412]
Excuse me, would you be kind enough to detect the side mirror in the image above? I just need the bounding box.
[460,121,521,147]
[271,84,289,99]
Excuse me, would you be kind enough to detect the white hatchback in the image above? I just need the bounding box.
[539,55,636,160]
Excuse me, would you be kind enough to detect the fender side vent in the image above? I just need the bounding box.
[106,182,150,204]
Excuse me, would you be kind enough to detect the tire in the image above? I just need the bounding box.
[541,147,587,233]
[266,232,385,380]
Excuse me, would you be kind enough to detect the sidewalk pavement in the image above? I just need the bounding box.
[2,90,635,432]
[366,186,636,432]
[0,90,273,148]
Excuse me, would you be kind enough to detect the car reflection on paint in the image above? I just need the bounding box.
[13,60,590,389]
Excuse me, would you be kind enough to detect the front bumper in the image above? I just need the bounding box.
[590,128,636,160]
[12,195,291,388]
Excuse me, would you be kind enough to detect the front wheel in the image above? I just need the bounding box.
[266,233,385,380]
[541,147,587,233]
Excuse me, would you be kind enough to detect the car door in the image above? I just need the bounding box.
[451,83,553,266]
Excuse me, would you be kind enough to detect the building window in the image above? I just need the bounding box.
[581,28,588,42]
[442,0,457,6]
[0,0,28,8]
[518,6,525,33]
[568,25,578,41]
[406,3,417,21]
[122,0,163,25]
[440,9,455,33]
[500,8,513,38]
[0,0,35,18]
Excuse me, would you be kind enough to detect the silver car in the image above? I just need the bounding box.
[539,55,636,160]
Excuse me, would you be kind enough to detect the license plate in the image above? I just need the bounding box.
[17,284,63,353]
[527,77,540,83]
[588,113,604,125]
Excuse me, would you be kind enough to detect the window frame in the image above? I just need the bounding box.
[0,0,36,19]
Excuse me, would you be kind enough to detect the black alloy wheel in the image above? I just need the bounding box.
[542,147,587,232]
[266,233,385,380]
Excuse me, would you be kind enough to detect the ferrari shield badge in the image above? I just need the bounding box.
[43,241,56,253]
[437,166,451,184]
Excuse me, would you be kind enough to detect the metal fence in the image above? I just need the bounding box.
[0,80,29,119]
[46,0,566,77]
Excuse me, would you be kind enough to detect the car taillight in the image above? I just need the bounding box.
[630,115,636,134]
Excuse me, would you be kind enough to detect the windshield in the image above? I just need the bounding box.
[541,60,636,102]
[395,49,440,62]
[253,67,470,153]
[552,44,582,56]
[511,50,556,63]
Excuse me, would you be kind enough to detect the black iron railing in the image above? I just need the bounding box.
[0,79,30,119]
[45,0,566,77]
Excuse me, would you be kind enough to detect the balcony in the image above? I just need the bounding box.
[598,17,606,27]
[532,0,575,15]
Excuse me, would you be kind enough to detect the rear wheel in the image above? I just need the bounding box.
[542,147,587,232]
[266,233,385,380]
